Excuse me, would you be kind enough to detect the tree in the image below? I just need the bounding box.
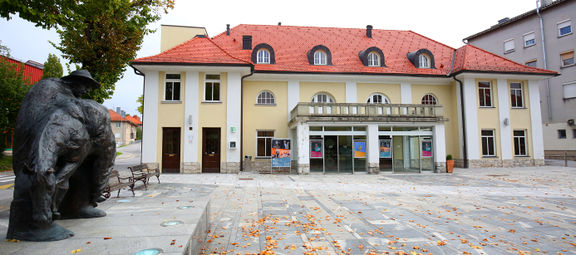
[42,53,63,79]
[2,0,174,103]
[0,52,32,156]
[137,94,143,115]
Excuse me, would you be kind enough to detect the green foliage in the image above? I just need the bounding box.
[0,57,32,149]
[446,154,453,160]
[42,53,63,79]
[0,40,10,57]
[137,94,143,115]
[0,155,12,171]
[136,126,142,140]
[51,0,174,103]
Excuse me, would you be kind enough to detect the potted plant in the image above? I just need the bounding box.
[446,154,454,173]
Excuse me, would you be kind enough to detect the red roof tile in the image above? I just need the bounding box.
[452,44,557,75]
[133,24,556,76]
[108,109,123,122]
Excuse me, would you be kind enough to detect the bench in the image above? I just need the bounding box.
[128,164,160,190]
[103,170,135,198]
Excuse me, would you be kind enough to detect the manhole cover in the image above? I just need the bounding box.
[161,220,183,227]
[133,248,163,255]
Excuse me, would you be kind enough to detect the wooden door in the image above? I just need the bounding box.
[202,128,220,173]
[162,128,181,173]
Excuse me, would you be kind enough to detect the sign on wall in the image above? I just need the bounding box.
[354,140,366,158]
[272,139,291,167]
[379,139,391,158]
[422,140,432,157]
[310,140,323,158]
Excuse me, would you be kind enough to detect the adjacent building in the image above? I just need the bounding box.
[131,24,555,174]
[109,108,142,146]
[464,0,575,156]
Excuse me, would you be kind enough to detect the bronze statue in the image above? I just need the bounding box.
[6,70,116,241]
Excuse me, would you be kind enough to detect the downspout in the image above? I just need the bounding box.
[131,65,145,164]
[537,0,552,121]
[240,66,254,172]
[448,50,469,168]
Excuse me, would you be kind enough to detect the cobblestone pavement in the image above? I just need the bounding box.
[189,166,576,255]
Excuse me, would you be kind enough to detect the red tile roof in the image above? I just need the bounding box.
[1,56,44,84]
[452,45,557,75]
[133,24,556,76]
[108,109,142,126]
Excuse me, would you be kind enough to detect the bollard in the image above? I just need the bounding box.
[565,151,568,167]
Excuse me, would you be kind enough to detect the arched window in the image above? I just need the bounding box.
[257,91,275,104]
[314,50,327,65]
[421,94,437,105]
[256,49,270,64]
[419,53,431,68]
[366,93,390,104]
[311,93,335,103]
[367,52,380,67]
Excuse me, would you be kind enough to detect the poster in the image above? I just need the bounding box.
[272,139,291,167]
[379,139,391,158]
[354,141,366,158]
[310,140,323,158]
[422,140,432,157]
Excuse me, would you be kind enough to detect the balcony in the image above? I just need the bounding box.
[289,103,445,125]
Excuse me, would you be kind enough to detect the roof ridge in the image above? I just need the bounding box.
[406,30,456,51]
[465,44,556,74]
[204,36,252,64]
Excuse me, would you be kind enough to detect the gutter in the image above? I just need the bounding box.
[240,66,255,172]
[447,50,469,168]
[536,0,553,122]
[131,64,145,164]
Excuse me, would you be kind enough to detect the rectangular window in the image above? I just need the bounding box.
[504,39,515,53]
[481,130,496,157]
[525,59,537,67]
[204,74,221,101]
[478,81,493,107]
[563,82,576,99]
[513,130,527,156]
[558,20,572,37]
[523,32,536,47]
[165,74,181,101]
[573,129,576,139]
[558,129,567,139]
[510,82,524,108]
[116,122,121,128]
[256,130,274,157]
[560,50,575,67]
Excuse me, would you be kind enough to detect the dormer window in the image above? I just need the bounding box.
[257,49,270,64]
[314,50,327,65]
[407,49,435,69]
[419,54,431,68]
[367,52,380,67]
[307,45,333,65]
[251,43,276,64]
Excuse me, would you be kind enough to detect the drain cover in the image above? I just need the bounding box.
[161,220,183,227]
[486,174,509,177]
[239,177,253,180]
[177,205,194,209]
[117,199,132,203]
[133,248,163,255]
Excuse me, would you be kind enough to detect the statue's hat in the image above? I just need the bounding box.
[62,70,101,88]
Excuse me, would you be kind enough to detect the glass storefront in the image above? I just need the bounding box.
[310,125,434,173]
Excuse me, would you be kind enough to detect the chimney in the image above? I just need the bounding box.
[121,110,126,118]
[242,35,252,50]
[366,25,373,38]
[226,24,230,36]
[278,22,282,26]
[116,107,121,113]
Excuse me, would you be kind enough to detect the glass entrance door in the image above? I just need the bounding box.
[392,136,421,173]
[338,136,353,173]
[324,136,338,173]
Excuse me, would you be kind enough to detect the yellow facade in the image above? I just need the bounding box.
[198,72,228,165]
[299,82,346,102]
[476,79,501,158]
[242,81,289,159]
[160,25,207,52]
[156,72,186,166]
[509,81,533,157]
[356,83,401,103]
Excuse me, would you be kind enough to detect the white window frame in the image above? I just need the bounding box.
[504,39,515,54]
[115,122,121,128]
[523,32,536,48]
[510,82,524,108]
[164,73,181,101]
[560,50,575,67]
[367,52,380,67]
[256,49,270,64]
[366,93,390,104]
[558,20,572,37]
[311,93,335,103]
[204,73,221,102]
[513,130,528,156]
[525,59,537,67]
[256,91,275,105]
[418,54,430,68]
[421,94,437,105]
[481,129,496,157]
[478,81,493,107]
[256,130,274,157]
[313,50,327,65]
[563,81,576,99]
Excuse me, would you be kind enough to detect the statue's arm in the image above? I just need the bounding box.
[89,133,116,204]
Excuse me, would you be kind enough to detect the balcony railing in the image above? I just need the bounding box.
[289,103,444,124]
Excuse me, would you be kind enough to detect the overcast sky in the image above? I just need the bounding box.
[0,0,539,117]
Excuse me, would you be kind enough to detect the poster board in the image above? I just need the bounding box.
[421,140,432,157]
[379,139,391,158]
[310,139,323,158]
[354,140,366,158]
[271,138,291,167]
